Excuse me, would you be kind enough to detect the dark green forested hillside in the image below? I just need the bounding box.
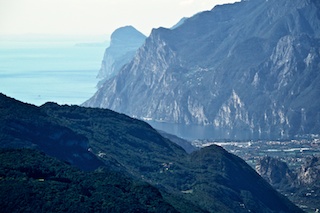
[0,93,105,171]
[40,101,187,177]
[0,149,178,213]
[0,93,302,212]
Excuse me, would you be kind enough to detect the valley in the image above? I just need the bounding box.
[0,93,303,212]
[192,138,320,212]
[193,137,320,168]
[1,0,320,212]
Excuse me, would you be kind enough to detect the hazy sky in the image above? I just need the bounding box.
[0,0,238,36]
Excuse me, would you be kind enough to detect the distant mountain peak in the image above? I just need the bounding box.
[97,26,146,80]
[110,25,146,45]
[85,0,320,140]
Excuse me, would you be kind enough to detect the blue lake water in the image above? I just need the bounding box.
[0,38,221,140]
[0,39,106,106]
[0,37,275,140]
[146,120,269,141]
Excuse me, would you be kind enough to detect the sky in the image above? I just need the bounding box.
[0,0,238,37]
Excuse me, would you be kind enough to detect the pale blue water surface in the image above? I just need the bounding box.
[0,37,293,141]
[0,37,107,106]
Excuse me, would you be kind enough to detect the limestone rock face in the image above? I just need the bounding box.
[84,0,320,139]
[256,155,320,211]
[297,156,320,185]
[97,26,146,80]
[256,156,296,186]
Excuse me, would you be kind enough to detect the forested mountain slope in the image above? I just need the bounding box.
[0,93,302,212]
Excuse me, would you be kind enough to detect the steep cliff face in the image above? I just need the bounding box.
[256,156,296,186]
[84,0,320,139]
[297,156,320,185]
[97,26,146,80]
[256,156,320,211]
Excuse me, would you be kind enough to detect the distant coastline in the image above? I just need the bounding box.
[0,36,108,105]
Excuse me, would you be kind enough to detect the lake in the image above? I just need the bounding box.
[146,120,273,141]
[0,36,107,106]
[0,36,276,140]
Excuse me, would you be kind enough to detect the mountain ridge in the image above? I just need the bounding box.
[84,0,320,140]
[0,93,302,212]
[97,25,146,80]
